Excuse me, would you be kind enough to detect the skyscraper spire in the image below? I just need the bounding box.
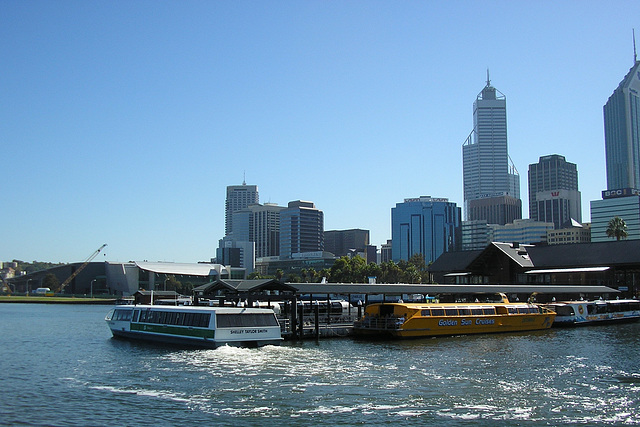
[634,29,638,64]
[486,69,491,87]
[242,171,246,186]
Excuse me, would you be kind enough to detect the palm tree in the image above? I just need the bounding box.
[606,216,628,241]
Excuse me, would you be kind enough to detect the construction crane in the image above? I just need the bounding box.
[54,244,107,294]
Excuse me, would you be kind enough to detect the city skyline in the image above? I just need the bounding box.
[2,2,639,263]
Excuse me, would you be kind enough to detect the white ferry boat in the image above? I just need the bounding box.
[105,304,282,348]
[543,299,640,326]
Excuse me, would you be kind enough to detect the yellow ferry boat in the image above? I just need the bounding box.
[353,293,556,338]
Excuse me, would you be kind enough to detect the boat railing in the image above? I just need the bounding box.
[353,316,403,330]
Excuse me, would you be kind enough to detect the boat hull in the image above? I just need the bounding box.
[353,314,554,338]
[109,328,282,348]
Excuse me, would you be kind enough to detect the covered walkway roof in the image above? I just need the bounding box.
[289,283,618,295]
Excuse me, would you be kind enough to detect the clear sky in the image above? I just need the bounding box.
[2,1,639,264]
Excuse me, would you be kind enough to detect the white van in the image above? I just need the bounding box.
[33,288,51,295]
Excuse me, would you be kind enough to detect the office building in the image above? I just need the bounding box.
[467,195,522,226]
[461,220,492,251]
[391,196,461,263]
[604,55,640,191]
[216,236,255,273]
[324,229,370,258]
[232,203,286,258]
[380,240,392,263]
[225,182,259,236]
[528,155,582,228]
[590,190,640,242]
[279,200,324,258]
[490,219,554,245]
[462,72,522,224]
[547,220,591,245]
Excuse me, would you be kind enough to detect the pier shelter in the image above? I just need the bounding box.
[193,279,298,306]
[429,241,640,298]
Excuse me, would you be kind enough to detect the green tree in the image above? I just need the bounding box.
[247,271,274,280]
[606,216,628,241]
[380,261,402,284]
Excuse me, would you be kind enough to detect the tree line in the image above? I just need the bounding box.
[248,254,433,284]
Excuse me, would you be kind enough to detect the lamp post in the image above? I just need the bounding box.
[91,279,96,299]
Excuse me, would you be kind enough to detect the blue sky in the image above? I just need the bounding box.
[2,1,639,264]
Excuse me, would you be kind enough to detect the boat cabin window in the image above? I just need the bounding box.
[216,313,279,328]
[136,310,211,328]
[430,308,445,316]
[458,308,471,315]
[132,310,140,322]
[445,308,458,316]
[421,310,431,316]
[471,308,484,315]
[112,309,133,321]
[508,307,518,314]
[482,308,496,315]
[595,304,608,314]
[554,306,575,316]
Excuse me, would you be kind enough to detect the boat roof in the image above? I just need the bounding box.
[114,305,276,313]
[546,299,640,305]
[367,301,538,308]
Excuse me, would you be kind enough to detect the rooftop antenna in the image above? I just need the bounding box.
[486,69,491,87]
[634,29,638,63]
[242,171,246,186]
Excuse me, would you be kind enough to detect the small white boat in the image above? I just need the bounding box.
[105,304,282,348]
[543,299,640,326]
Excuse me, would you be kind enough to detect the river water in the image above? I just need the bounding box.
[1,303,639,426]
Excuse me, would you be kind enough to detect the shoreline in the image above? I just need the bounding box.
[0,296,117,305]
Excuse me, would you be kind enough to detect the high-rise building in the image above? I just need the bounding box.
[463,72,521,224]
[229,202,285,259]
[528,154,581,229]
[590,190,640,242]
[324,229,370,258]
[461,220,492,251]
[380,240,392,263]
[251,203,286,258]
[279,200,324,259]
[604,53,640,191]
[391,196,461,263]
[490,219,555,245]
[225,182,259,236]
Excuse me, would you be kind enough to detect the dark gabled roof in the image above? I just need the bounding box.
[429,249,483,273]
[134,291,179,296]
[194,279,297,294]
[527,240,640,268]
[465,242,535,272]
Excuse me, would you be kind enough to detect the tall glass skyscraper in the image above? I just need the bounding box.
[391,196,461,263]
[463,73,521,224]
[604,58,640,191]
